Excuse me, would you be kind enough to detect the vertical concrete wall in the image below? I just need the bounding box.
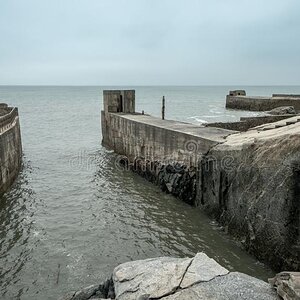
[0,106,22,195]
[226,92,300,111]
[198,127,300,272]
[101,90,234,205]
[103,90,135,114]
[101,111,205,205]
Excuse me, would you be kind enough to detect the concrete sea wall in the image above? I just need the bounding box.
[0,104,22,195]
[101,91,235,204]
[101,90,300,271]
[226,93,300,112]
[200,118,300,271]
[206,115,295,132]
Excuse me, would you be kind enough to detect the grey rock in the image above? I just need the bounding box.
[58,277,114,300]
[113,256,192,300]
[269,272,300,300]
[90,298,111,300]
[163,272,277,300]
[58,292,76,300]
[180,252,229,288]
[72,285,99,300]
[112,253,277,300]
[268,106,296,115]
[57,285,99,300]
[60,253,279,300]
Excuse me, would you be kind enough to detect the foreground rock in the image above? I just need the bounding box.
[60,253,277,300]
[59,278,115,300]
[268,106,296,115]
[269,272,300,300]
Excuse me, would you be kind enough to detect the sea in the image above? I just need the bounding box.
[1,85,300,300]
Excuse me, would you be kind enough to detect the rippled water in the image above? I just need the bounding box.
[1,86,300,300]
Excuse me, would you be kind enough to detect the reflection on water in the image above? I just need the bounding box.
[2,86,298,299]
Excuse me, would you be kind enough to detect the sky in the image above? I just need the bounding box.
[0,0,299,85]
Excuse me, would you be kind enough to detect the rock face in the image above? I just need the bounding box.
[269,272,300,300]
[60,253,277,300]
[58,278,115,300]
[132,161,197,205]
[113,256,193,299]
[268,106,296,115]
[199,118,300,271]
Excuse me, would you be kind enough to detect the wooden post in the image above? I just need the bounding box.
[162,96,165,120]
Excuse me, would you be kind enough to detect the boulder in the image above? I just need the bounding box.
[112,253,276,300]
[180,252,229,288]
[269,272,300,299]
[113,256,192,299]
[163,272,276,300]
[59,253,278,300]
[268,106,296,115]
[58,278,114,300]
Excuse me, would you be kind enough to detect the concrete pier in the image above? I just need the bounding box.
[0,103,22,195]
[101,90,300,272]
[101,90,235,204]
[226,90,300,111]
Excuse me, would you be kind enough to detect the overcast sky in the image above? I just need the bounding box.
[0,0,299,85]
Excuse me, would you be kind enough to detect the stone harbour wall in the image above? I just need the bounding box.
[101,110,234,205]
[0,104,22,195]
[199,121,300,271]
[226,94,300,111]
[101,90,300,271]
[206,114,296,132]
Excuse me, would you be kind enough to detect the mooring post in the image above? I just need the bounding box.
[162,96,165,120]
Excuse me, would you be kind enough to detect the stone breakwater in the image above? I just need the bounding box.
[59,252,278,300]
[0,103,22,195]
[101,90,300,271]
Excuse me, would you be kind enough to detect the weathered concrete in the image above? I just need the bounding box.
[101,90,235,204]
[0,104,22,195]
[60,253,278,300]
[268,106,296,115]
[229,90,246,96]
[226,91,300,112]
[101,90,300,271]
[206,114,296,132]
[273,94,300,98]
[199,116,300,271]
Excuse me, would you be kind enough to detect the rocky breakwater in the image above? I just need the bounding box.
[59,252,277,300]
[199,115,300,271]
[0,103,22,195]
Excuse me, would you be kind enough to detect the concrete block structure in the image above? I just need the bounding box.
[0,103,22,195]
[103,90,135,114]
[226,90,300,111]
[229,90,246,96]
